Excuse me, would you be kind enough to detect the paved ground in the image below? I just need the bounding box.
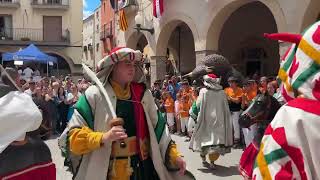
[46,135,242,180]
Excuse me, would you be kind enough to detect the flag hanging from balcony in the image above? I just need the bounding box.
[119,9,128,31]
[153,0,164,18]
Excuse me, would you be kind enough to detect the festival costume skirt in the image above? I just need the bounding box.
[239,143,259,179]
[108,155,160,180]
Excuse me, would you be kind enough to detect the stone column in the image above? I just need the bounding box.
[195,50,217,65]
[150,56,167,84]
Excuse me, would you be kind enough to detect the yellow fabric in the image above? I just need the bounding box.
[278,68,293,92]
[110,79,131,100]
[109,159,133,180]
[208,152,220,162]
[108,143,180,179]
[168,143,181,166]
[299,38,320,65]
[69,127,104,156]
[256,143,272,180]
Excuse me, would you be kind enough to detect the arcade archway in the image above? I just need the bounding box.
[217,1,279,77]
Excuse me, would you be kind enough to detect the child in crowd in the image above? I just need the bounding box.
[175,93,182,134]
[179,95,191,136]
[163,91,175,133]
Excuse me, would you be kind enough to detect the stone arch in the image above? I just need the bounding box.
[156,21,196,75]
[127,32,148,50]
[214,1,279,76]
[156,13,199,56]
[205,0,286,51]
[300,0,320,31]
[45,51,74,75]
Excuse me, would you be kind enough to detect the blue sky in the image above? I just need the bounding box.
[83,0,101,19]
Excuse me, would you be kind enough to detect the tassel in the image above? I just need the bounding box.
[111,159,117,177]
[126,157,133,178]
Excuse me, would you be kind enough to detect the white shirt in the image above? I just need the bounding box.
[34,70,40,76]
[23,67,33,78]
[24,89,33,96]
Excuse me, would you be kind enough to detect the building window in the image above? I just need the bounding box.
[96,11,99,20]
[96,25,99,32]
[96,43,99,52]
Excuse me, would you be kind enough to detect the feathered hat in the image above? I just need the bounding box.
[264,20,320,101]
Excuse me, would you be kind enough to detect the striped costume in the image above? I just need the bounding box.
[252,20,320,179]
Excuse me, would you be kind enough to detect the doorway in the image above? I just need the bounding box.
[43,16,62,42]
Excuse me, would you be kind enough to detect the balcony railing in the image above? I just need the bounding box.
[100,22,113,40]
[31,0,69,9]
[0,28,70,43]
[0,0,20,8]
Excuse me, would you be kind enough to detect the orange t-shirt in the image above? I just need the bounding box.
[224,87,243,100]
[243,89,257,106]
[165,97,175,113]
[179,101,191,118]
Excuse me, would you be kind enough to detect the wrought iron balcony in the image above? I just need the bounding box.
[0,0,20,8]
[100,22,113,40]
[0,28,70,44]
[31,0,69,10]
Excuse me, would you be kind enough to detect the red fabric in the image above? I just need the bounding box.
[271,127,307,180]
[287,98,320,116]
[264,125,274,135]
[275,161,293,180]
[281,85,294,102]
[264,33,302,44]
[1,161,55,180]
[313,78,320,101]
[109,47,125,55]
[288,56,299,78]
[153,0,164,18]
[312,25,320,45]
[131,82,149,160]
[239,143,259,179]
[281,46,292,61]
[207,74,217,79]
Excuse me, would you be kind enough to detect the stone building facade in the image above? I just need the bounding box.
[113,0,320,84]
[0,0,83,76]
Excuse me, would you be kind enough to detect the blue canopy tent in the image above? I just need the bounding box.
[1,44,58,76]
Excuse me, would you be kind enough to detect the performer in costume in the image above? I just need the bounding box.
[0,67,55,180]
[251,20,320,179]
[189,73,233,169]
[59,47,193,180]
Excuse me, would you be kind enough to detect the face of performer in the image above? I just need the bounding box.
[112,60,135,86]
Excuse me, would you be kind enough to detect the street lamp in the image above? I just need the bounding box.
[134,13,154,34]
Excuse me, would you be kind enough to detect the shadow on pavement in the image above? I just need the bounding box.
[197,164,239,177]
